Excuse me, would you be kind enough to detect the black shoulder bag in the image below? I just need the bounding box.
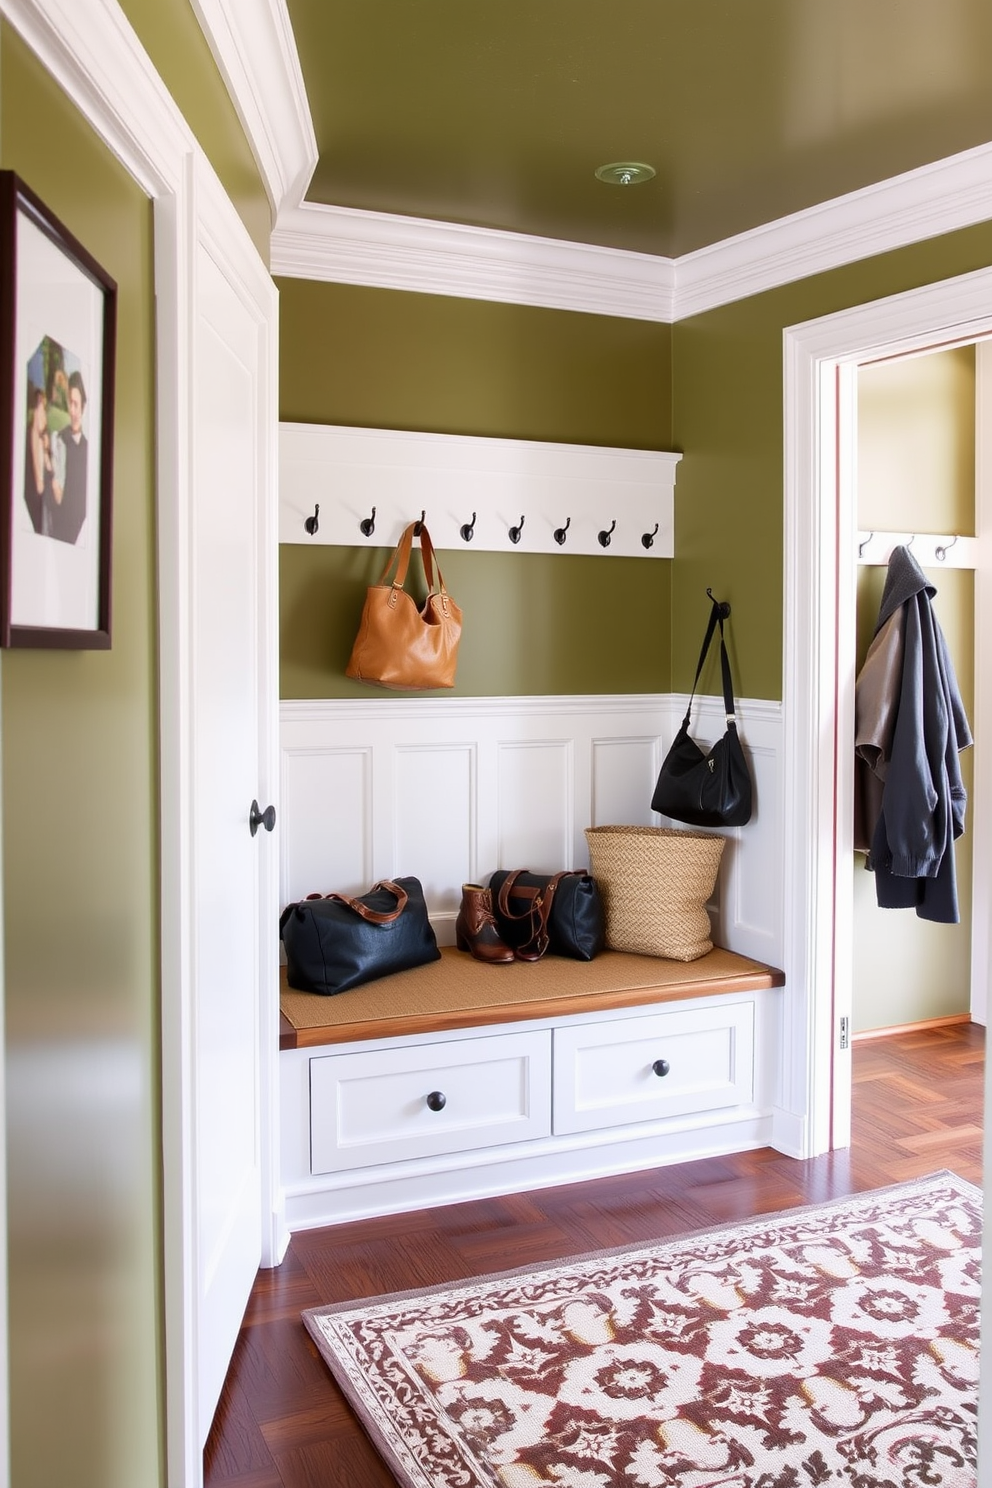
[651,591,753,828]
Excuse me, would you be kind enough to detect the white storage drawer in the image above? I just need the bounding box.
[310,1028,552,1174]
[553,1001,754,1136]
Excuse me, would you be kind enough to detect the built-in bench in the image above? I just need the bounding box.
[280,944,783,1046]
[279,945,785,1231]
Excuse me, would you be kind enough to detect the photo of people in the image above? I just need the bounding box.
[23,334,88,546]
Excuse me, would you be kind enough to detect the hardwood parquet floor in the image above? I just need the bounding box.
[204,1020,985,1488]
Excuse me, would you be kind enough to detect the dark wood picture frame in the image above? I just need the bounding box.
[0,171,116,649]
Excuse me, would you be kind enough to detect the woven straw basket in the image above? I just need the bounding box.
[584,825,726,962]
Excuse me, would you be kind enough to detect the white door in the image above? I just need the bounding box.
[191,237,272,1437]
[159,163,280,1482]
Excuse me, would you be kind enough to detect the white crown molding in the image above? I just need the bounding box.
[268,139,992,321]
[674,140,992,320]
[190,0,317,216]
[58,0,989,322]
[1,0,192,198]
[270,201,677,321]
[200,7,992,320]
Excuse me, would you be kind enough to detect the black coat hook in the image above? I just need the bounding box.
[359,505,376,537]
[598,519,616,548]
[460,512,477,542]
[553,517,571,546]
[413,510,426,535]
[304,503,320,536]
[509,515,525,544]
[706,586,731,620]
[641,523,659,550]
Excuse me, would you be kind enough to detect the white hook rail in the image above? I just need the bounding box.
[856,530,977,569]
[280,422,682,558]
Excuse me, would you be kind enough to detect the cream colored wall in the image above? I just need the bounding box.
[853,346,976,1032]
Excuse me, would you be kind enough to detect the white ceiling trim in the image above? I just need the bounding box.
[213,4,992,322]
[191,0,317,215]
[674,140,992,320]
[270,201,677,321]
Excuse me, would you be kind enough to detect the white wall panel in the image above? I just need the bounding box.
[281,746,370,901]
[394,745,474,912]
[591,737,661,829]
[279,695,784,965]
[497,741,572,872]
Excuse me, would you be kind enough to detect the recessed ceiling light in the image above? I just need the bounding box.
[595,162,656,187]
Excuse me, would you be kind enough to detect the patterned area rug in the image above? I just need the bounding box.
[303,1172,981,1488]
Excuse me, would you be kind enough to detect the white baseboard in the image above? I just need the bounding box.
[283,1111,775,1231]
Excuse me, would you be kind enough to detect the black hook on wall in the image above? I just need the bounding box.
[706,585,731,620]
[460,512,477,542]
[598,519,616,548]
[359,505,376,537]
[509,515,525,544]
[553,517,571,546]
[304,504,320,536]
[641,522,659,550]
[414,510,426,535]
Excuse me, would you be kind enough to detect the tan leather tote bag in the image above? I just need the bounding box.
[346,521,462,690]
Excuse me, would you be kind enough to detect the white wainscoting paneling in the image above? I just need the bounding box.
[280,695,783,963]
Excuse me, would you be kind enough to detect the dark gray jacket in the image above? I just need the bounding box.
[857,545,972,923]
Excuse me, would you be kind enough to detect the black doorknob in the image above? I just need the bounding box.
[652,1059,671,1077]
[249,800,276,837]
[425,1091,447,1112]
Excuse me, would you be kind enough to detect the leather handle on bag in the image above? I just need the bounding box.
[497,869,576,959]
[683,596,739,728]
[377,523,417,588]
[377,522,450,609]
[305,880,409,923]
[416,524,449,598]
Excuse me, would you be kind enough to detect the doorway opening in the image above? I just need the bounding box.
[782,267,992,1160]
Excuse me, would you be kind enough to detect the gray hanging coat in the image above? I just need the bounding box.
[854,544,972,923]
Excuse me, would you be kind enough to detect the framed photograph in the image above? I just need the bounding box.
[0,171,116,649]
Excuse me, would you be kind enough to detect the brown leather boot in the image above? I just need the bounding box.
[455,884,515,964]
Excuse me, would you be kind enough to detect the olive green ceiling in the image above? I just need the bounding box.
[284,0,992,258]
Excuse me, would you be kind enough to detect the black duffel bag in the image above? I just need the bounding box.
[280,876,440,995]
[489,869,605,962]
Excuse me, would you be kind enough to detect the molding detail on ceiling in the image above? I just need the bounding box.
[191,0,317,213]
[269,141,992,323]
[675,141,992,319]
[270,202,677,321]
[209,5,992,321]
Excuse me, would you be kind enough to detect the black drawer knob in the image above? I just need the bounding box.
[652,1059,671,1078]
[426,1090,447,1112]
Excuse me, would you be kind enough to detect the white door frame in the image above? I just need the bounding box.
[783,264,992,1158]
[783,266,992,1468]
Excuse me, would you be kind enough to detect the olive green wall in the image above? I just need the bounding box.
[853,348,975,1033]
[1,25,162,1488]
[278,279,674,697]
[671,222,992,700]
[117,0,271,261]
